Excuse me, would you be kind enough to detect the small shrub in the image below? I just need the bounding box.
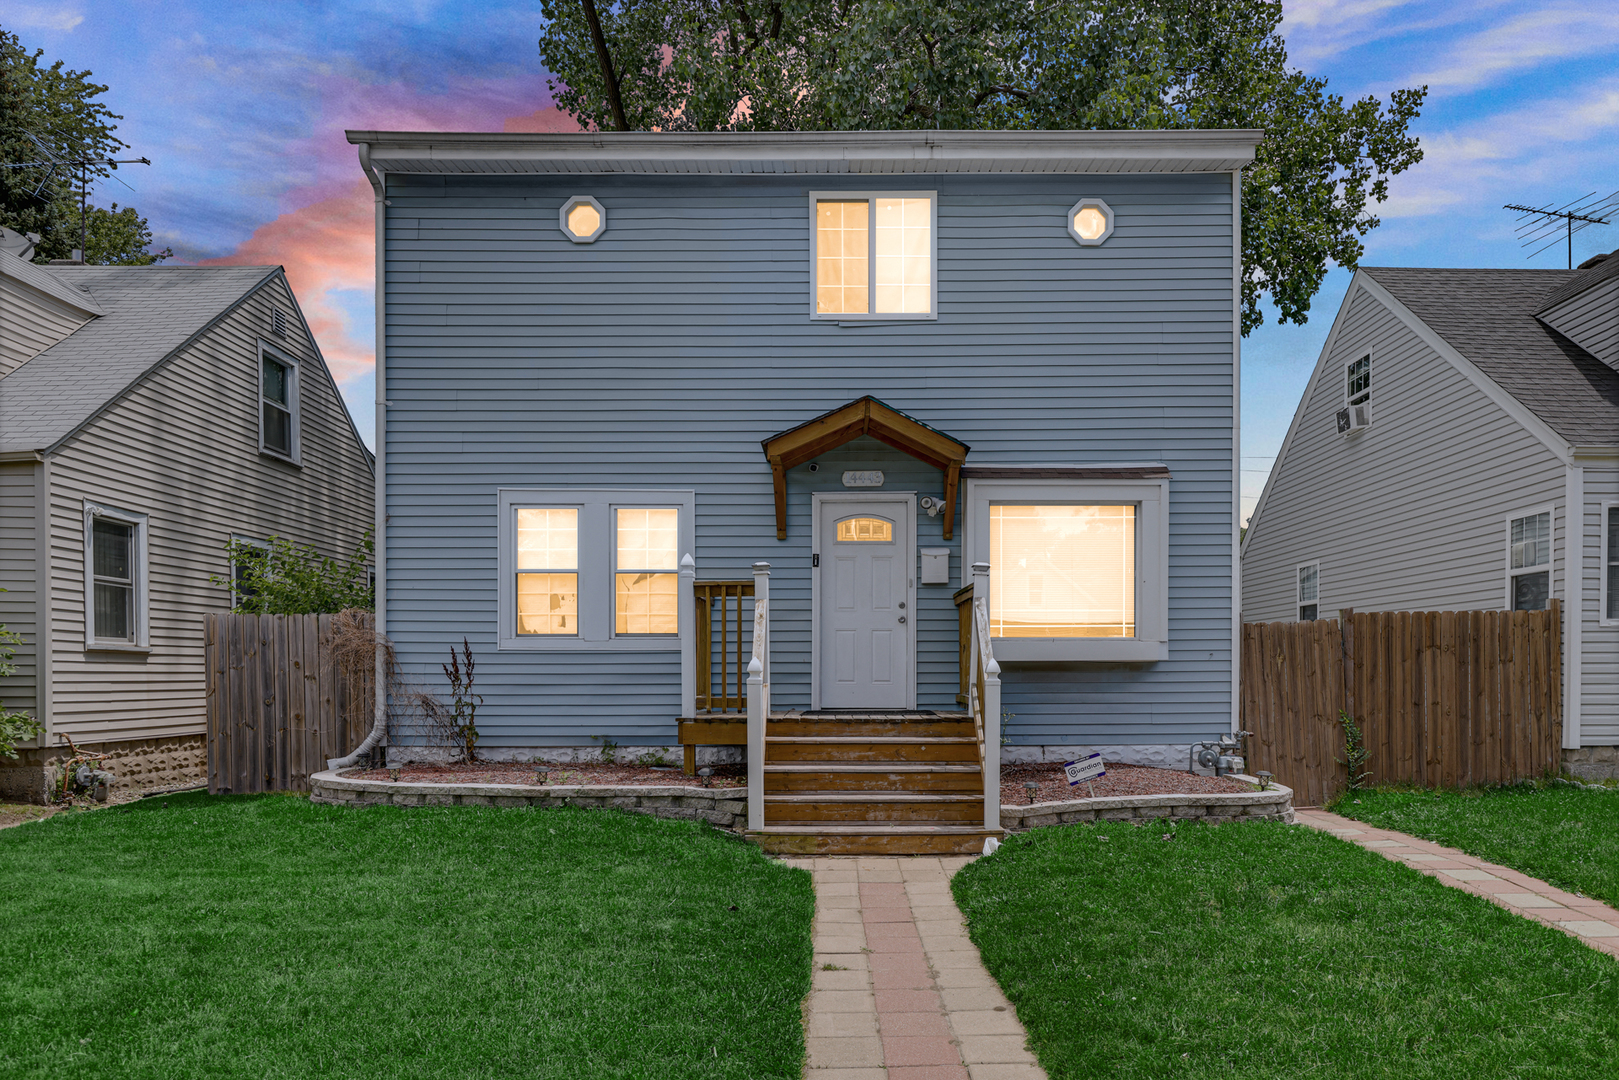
[1338,709,1372,792]
[213,531,374,614]
[0,602,41,759]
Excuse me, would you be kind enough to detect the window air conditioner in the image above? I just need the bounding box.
[1336,401,1371,435]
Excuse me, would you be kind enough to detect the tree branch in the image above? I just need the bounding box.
[579,0,630,131]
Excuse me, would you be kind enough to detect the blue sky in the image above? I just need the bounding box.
[9,0,1617,522]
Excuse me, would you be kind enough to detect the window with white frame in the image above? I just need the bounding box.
[499,489,694,650]
[84,502,147,648]
[1346,353,1370,407]
[1606,505,1618,621]
[810,192,935,319]
[1508,510,1552,611]
[229,535,270,610]
[259,343,300,461]
[1297,562,1319,621]
[965,477,1168,662]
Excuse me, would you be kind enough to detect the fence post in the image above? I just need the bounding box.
[679,553,696,719]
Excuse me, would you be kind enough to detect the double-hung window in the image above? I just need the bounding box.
[84,502,148,649]
[810,192,936,320]
[229,535,270,610]
[1297,563,1319,621]
[259,342,300,462]
[1507,510,1552,611]
[499,489,694,650]
[965,475,1168,662]
[1608,505,1619,622]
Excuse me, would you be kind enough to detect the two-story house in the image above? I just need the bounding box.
[0,249,375,800]
[351,129,1256,851]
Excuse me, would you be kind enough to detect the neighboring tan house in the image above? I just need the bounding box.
[0,251,375,800]
[1241,254,1619,780]
[352,128,1256,851]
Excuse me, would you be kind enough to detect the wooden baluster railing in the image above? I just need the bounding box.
[692,580,756,713]
[953,583,974,706]
[968,562,1001,831]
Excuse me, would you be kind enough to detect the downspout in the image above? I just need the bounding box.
[329,142,388,771]
[1230,168,1243,734]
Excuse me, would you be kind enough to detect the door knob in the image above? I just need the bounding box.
[898,616,907,624]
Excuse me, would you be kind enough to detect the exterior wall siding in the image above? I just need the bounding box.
[0,275,92,378]
[383,171,1237,749]
[1242,284,1567,623]
[1541,277,1619,372]
[0,462,38,716]
[44,276,374,744]
[1583,466,1619,743]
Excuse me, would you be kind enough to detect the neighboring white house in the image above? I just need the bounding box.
[0,249,375,800]
[1241,253,1619,780]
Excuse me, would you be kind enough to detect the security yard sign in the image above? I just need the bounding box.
[1064,753,1106,796]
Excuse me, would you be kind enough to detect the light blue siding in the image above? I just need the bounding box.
[383,172,1236,748]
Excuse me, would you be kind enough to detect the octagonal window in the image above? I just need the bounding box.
[560,196,606,243]
[1067,198,1115,246]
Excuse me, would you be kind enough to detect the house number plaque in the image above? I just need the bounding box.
[841,470,884,488]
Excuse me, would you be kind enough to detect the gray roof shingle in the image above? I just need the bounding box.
[1362,266,1619,446]
[0,265,277,454]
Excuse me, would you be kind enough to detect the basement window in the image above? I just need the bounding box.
[810,192,936,320]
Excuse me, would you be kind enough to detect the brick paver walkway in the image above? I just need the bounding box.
[782,855,1047,1080]
[1296,809,1619,959]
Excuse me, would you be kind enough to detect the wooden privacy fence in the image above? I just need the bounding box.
[1242,604,1562,807]
[205,613,374,793]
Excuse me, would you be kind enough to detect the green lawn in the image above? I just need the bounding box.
[0,793,813,1080]
[952,819,1618,1080]
[1331,784,1619,908]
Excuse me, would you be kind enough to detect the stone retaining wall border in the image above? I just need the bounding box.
[1000,776,1294,831]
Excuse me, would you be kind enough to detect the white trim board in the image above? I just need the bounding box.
[810,491,918,711]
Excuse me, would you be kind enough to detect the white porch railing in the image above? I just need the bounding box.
[968,562,1001,830]
[745,561,770,831]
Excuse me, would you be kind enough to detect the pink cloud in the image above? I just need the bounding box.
[204,87,580,386]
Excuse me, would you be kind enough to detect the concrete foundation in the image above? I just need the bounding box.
[0,734,206,804]
[1564,746,1619,782]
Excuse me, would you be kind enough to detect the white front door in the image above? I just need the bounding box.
[817,497,912,709]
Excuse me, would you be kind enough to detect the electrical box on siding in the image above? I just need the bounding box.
[919,548,951,586]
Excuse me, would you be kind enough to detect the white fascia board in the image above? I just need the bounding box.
[0,254,104,317]
[1356,273,1572,465]
[1239,272,1363,558]
[346,128,1262,175]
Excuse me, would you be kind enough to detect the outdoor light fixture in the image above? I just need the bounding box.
[1024,781,1040,804]
[388,767,400,782]
[1256,771,1273,790]
[534,768,549,786]
[1067,198,1115,246]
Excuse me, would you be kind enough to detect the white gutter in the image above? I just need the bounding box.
[329,141,388,771]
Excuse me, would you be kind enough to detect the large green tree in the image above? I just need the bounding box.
[0,28,168,264]
[537,0,1425,332]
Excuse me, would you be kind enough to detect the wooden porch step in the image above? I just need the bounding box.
[767,720,975,737]
[764,792,985,824]
[764,763,982,794]
[747,825,1003,856]
[765,736,979,764]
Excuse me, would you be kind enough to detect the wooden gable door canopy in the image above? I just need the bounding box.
[761,396,970,541]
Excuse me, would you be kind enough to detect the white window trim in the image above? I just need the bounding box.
[807,190,939,322]
[497,488,695,651]
[1601,501,1619,627]
[810,491,919,711]
[229,534,270,609]
[963,476,1169,662]
[1345,350,1371,406]
[1504,505,1556,611]
[83,501,149,652]
[1296,560,1320,622]
[257,338,302,465]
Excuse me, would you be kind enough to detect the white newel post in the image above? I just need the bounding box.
[679,553,696,720]
[747,561,771,831]
[972,562,1001,830]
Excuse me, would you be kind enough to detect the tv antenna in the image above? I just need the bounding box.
[1504,191,1618,269]
[3,130,150,263]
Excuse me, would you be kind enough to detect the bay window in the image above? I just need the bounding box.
[966,475,1168,662]
[499,489,694,650]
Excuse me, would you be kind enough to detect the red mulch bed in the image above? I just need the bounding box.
[1001,762,1253,804]
[348,761,747,789]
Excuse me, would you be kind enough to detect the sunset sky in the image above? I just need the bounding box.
[9,1,1618,522]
